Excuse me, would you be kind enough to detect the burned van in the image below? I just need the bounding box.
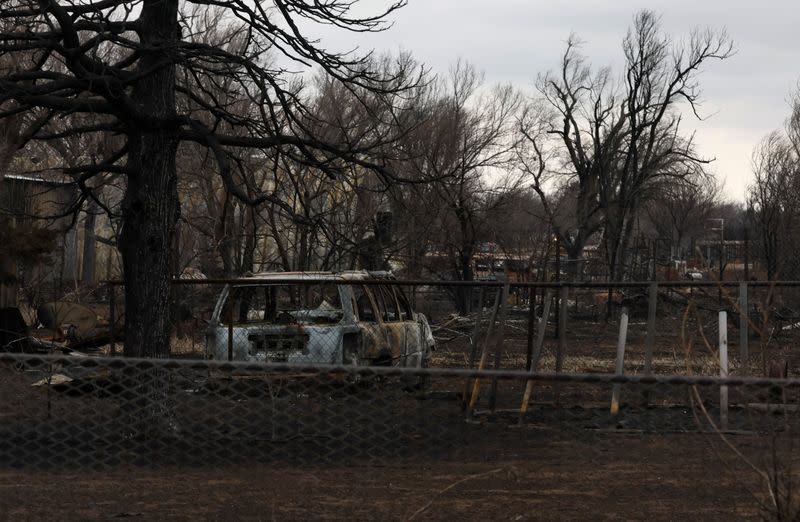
[205,272,434,369]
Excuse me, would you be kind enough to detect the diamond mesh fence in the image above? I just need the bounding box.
[6,279,800,518]
[3,353,800,472]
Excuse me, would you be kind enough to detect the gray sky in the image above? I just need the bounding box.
[309,0,800,201]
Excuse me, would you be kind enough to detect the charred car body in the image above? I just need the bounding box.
[205,272,434,370]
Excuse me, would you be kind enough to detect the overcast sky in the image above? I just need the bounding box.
[309,1,800,201]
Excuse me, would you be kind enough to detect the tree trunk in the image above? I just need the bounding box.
[560,235,587,281]
[81,199,98,285]
[119,1,179,358]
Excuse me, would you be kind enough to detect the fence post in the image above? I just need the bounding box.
[467,288,502,417]
[553,285,568,406]
[520,291,553,419]
[525,286,537,371]
[644,283,657,376]
[489,281,510,412]
[109,284,116,356]
[610,306,629,416]
[720,310,729,431]
[227,286,234,362]
[554,236,561,335]
[469,287,485,368]
[462,287,486,410]
[556,285,568,374]
[739,282,749,365]
[652,240,657,281]
[530,291,553,372]
[743,231,750,281]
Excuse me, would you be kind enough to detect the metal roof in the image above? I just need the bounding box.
[3,173,74,186]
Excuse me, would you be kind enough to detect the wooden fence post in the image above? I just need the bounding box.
[525,287,537,371]
[610,307,629,416]
[520,291,553,418]
[467,289,502,417]
[530,291,553,372]
[553,285,568,405]
[489,281,510,412]
[462,287,486,410]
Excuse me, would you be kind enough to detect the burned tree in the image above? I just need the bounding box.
[748,131,800,281]
[519,10,732,280]
[408,62,520,281]
[0,1,419,357]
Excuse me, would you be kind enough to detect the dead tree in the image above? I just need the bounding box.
[406,62,520,294]
[0,0,420,357]
[518,10,732,282]
[748,132,800,281]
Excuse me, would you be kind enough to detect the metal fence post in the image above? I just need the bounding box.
[109,284,116,356]
[227,286,234,362]
[553,285,568,406]
[739,282,749,364]
[610,306,629,416]
[719,311,729,431]
[556,285,568,374]
[644,283,658,376]
[744,231,750,281]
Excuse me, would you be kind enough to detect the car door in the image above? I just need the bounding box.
[373,284,406,365]
[394,286,427,368]
[350,284,389,364]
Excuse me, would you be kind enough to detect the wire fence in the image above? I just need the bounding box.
[7,277,800,375]
[3,353,800,471]
[6,278,800,517]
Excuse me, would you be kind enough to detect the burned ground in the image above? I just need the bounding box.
[0,432,768,520]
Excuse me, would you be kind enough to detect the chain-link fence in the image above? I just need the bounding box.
[4,353,800,518]
[8,277,800,375]
[6,277,800,518]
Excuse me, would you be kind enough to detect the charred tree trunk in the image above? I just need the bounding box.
[81,199,98,286]
[119,2,180,358]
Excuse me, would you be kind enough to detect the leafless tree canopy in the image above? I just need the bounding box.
[748,106,800,280]
[0,0,426,356]
[518,10,732,279]
[0,4,757,354]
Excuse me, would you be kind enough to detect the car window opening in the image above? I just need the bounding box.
[224,284,344,325]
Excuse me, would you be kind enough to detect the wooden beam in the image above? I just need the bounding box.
[489,281,511,411]
[520,291,553,419]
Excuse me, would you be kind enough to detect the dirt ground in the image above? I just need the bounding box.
[0,431,766,521]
